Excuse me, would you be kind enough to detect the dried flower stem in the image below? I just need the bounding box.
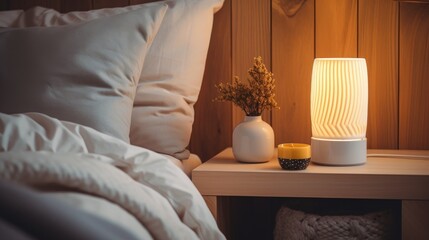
[214,56,279,116]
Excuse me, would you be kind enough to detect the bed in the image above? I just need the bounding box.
[0,0,225,239]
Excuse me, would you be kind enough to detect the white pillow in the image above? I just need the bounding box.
[0,4,168,142]
[132,0,223,159]
[0,10,23,26]
[5,0,224,159]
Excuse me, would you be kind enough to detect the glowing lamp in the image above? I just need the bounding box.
[310,58,368,165]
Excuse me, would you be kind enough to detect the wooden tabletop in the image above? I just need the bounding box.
[192,148,429,200]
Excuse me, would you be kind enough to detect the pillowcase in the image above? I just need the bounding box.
[0,10,23,26]
[0,4,168,142]
[5,0,224,159]
[132,0,223,159]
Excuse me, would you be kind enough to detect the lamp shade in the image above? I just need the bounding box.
[310,58,368,165]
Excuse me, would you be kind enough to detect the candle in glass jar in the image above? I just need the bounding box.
[278,143,311,170]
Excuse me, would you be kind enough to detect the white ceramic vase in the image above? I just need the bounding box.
[232,116,275,163]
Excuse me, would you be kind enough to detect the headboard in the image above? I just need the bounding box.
[2,0,429,161]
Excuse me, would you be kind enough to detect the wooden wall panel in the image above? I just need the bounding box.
[0,0,159,14]
[190,0,232,161]
[359,0,399,149]
[7,0,61,10]
[93,0,130,8]
[130,0,157,4]
[272,0,314,145]
[3,0,149,11]
[315,0,357,57]
[231,0,272,127]
[0,1,7,10]
[399,2,429,149]
[60,0,92,12]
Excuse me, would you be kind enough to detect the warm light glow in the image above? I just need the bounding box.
[311,58,368,139]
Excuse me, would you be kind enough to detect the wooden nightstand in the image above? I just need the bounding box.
[192,148,429,240]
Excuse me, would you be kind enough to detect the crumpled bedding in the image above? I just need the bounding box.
[0,179,149,240]
[0,112,225,240]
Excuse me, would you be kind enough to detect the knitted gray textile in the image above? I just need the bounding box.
[274,207,393,240]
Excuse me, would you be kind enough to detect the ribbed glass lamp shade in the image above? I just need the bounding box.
[311,58,368,139]
[310,58,368,165]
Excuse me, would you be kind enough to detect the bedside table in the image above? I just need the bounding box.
[192,148,429,240]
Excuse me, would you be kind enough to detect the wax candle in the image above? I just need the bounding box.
[278,143,311,170]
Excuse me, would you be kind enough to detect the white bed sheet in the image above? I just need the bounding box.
[0,112,224,240]
[163,153,202,178]
[44,191,152,239]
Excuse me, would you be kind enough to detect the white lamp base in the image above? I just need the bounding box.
[311,137,367,166]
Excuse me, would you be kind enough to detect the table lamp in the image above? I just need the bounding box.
[310,58,368,165]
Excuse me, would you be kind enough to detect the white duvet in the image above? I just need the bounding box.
[0,112,225,240]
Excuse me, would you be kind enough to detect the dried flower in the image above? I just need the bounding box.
[214,56,279,116]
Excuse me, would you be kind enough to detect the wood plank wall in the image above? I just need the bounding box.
[198,0,429,161]
[190,0,232,161]
[399,2,429,149]
[359,0,399,149]
[2,0,429,161]
[272,0,314,145]
[0,0,157,11]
